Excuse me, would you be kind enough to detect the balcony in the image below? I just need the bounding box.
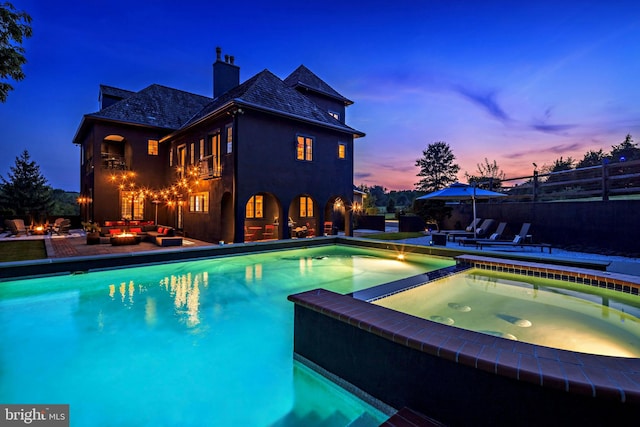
[101,154,127,170]
[198,155,222,179]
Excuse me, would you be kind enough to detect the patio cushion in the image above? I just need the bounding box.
[157,226,164,234]
[109,228,122,235]
[129,227,142,233]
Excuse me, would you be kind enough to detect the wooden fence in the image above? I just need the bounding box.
[487,159,640,202]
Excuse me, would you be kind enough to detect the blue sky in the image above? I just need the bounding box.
[1,0,639,191]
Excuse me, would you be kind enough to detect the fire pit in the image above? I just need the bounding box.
[110,233,142,246]
[30,225,48,235]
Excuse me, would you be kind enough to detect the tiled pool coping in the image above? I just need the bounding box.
[288,255,640,423]
[457,254,640,295]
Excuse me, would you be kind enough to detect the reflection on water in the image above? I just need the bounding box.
[0,245,454,426]
[107,271,211,328]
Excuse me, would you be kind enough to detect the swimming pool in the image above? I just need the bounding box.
[288,254,640,425]
[0,245,453,426]
[373,269,640,357]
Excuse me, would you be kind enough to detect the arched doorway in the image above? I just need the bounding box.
[243,192,281,242]
[324,196,350,236]
[287,194,318,238]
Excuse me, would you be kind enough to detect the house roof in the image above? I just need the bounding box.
[284,65,353,105]
[74,66,364,144]
[88,84,212,129]
[99,84,136,101]
[184,69,364,137]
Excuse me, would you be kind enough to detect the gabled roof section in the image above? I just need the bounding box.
[99,84,135,101]
[88,84,212,130]
[284,65,353,105]
[184,69,364,137]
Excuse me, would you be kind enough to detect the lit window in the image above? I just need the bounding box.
[209,132,221,175]
[338,143,346,159]
[246,195,263,218]
[226,124,233,154]
[121,191,144,220]
[296,135,313,161]
[190,143,195,164]
[148,139,158,156]
[169,148,173,166]
[299,196,313,218]
[189,192,209,212]
[199,138,205,160]
[177,145,186,178]
[328,111,340,120]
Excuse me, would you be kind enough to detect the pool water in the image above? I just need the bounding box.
[0,245,453,426]
[374,269,640,357]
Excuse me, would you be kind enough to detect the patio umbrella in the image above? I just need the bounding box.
[416,182,507,237]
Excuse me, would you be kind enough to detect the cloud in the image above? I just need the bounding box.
[452,85,511,123]
[530,123,577,134]
[504,142,587,159]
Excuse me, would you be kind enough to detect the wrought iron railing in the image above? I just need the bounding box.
[198,155,222,179]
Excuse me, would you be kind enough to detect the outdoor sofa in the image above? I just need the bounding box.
[99,223,182,246]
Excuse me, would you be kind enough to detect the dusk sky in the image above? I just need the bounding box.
[2,0,639,191]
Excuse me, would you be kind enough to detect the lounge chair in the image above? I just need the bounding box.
[447,218,495,241]
[440,218,482,235]
[458,222,507,246]
[474,223,552,253]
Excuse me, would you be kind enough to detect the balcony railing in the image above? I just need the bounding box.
[101,154,127,170]
[198,155,222,179]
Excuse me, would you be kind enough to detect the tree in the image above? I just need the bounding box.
[386,197,395,214]
[546,156,575,173]
[576,149,606,169]
[0,2,33,102]
[610,134,640,162]
[367,185,388,207]
[415,141,460,192]
[0,150,54,221]
[412,199,452,232]
[464,158,506,189]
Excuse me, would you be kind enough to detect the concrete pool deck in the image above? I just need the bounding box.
[352,229,640,277]
[1,228,637,278]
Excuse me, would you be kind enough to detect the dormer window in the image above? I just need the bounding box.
[328,111,340,121]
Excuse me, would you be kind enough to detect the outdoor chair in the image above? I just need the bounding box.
[473,223,551,252]
[10,219,28,236]
[244,226,257,242]
[474,219,495,238]
[440,218,482,235]
[458,222,507,246]
[263,224,275,239]
[53,219,71,235]
[323,221,333,236]
[305,222,315,237]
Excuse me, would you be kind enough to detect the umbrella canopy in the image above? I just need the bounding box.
[416,182,506,237]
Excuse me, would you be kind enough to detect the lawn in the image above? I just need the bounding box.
[0,240,47,262]
[360,231,425,240]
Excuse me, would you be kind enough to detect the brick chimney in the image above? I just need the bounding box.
[213,47,240,98]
